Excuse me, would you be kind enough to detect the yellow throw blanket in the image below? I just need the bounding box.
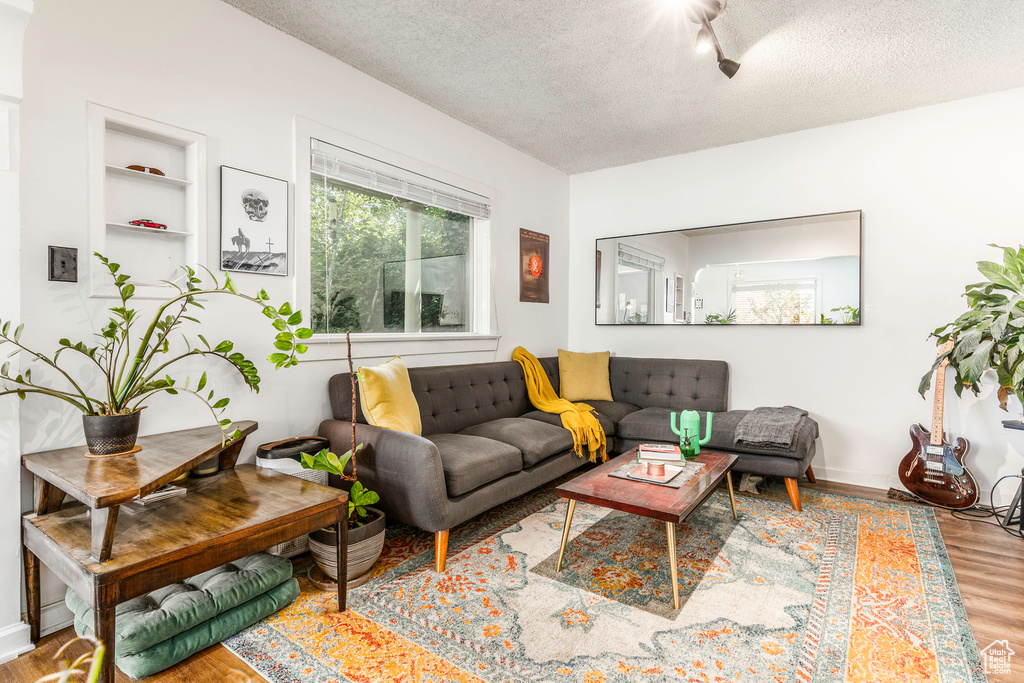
[513,346,607,463]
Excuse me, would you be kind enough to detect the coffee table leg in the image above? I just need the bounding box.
[555,499,577,572]
[726,471,738,521]
[337,518,348,612]
[666,522,679,610]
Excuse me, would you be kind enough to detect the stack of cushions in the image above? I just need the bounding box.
[66,552,298,679]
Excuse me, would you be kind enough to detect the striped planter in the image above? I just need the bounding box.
[309,508,385,587]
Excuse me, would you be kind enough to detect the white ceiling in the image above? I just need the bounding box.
[222,0,1024,174]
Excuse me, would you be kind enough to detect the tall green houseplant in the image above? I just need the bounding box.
[0,253,312,450]
[920,244,1024,411]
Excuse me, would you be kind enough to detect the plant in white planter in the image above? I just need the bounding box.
[300,332,385,586]
[0,253,312,455]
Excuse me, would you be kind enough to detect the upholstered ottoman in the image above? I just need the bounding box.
[66,552,299,679]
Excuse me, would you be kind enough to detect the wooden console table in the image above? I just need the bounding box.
[21,423,349,683]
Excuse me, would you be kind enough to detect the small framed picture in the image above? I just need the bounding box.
[220,166,288,276]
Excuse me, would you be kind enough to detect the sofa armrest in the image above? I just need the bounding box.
[317,419,450,532]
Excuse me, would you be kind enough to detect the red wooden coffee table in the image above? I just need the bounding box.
[555,449,738,609]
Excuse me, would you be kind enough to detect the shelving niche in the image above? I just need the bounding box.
[88,104,207,298]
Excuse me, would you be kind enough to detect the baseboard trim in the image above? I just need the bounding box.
[815,466,1015,507]
[0,621,33,665]
[39,600,75,637]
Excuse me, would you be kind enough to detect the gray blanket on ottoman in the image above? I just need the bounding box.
[735,406,809,449]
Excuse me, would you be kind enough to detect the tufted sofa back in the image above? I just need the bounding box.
[609,357,729,412]
[329,358,560,436]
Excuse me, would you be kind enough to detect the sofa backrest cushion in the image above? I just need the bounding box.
[609,357,729,412]
[328,357,560,436]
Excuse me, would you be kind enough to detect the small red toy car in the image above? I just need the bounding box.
[129,219,167,230]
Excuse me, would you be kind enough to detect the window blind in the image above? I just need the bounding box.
[618,244,665,271]
[311,139,491,220]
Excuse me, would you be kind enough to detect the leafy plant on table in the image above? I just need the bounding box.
[0,253,312,440]
[920,244,1024,411]
[704,309,737,324]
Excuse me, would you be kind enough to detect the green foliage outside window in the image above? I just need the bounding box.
[310,178,471,335]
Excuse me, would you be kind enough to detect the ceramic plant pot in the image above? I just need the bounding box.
[309,507,386,587]
[82,411,142,456]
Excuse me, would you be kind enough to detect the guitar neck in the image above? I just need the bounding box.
[930,361,946,446]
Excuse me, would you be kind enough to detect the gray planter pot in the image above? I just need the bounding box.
[309,507,385,585]
[82,411,142,456]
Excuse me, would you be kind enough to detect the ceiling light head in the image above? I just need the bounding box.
[683,0,722,24]
[718,58,741,79]
[694,24,714,54]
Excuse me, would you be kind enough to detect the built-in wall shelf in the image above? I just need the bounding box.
[105,164,191,188]
[106,222,191,238]
[88,103,207,299]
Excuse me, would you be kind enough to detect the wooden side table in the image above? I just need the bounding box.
[21,424,349,683]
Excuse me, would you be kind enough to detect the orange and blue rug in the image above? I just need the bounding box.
[224,482,986,682]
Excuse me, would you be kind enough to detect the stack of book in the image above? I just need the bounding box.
[636,443,683,463]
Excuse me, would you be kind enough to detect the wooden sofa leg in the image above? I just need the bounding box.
[805,465,817,484]
[784,478,803,512]
[434,529,449,572]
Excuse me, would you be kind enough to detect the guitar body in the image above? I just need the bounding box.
[899,424,978,509]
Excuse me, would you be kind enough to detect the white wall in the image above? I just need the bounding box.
[569,87,1024,498]
[18,0,568,634]
[0,0,34,664]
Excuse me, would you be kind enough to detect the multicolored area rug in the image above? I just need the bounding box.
[224,482,986,683]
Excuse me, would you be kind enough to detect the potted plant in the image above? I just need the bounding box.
[0,253,312,455]
[920,244,1024,411]
[300,333,385,587]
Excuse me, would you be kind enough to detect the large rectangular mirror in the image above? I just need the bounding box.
[595,210,862,325]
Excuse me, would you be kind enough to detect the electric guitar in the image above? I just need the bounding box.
[898,340,978,509]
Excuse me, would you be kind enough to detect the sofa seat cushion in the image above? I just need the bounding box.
[521,409,614,437]
[585,400,640,431]
[425,433,523,497]
[460,418,573,468]
[616,408,817,460]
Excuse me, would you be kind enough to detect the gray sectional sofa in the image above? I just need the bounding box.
[319,356,819,572]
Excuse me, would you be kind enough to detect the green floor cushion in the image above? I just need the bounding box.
[65,552,293,657]
[74,578,299,680]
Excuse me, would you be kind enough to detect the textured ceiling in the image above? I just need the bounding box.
[222,0,1024,173]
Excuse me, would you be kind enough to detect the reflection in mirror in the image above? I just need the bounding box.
[595,211,861,326]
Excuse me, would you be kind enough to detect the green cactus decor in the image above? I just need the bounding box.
[671,410,713,459]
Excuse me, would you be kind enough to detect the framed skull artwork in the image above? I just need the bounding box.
[220,165,289,276]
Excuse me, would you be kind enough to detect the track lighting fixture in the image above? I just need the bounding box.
[684,0,740,79]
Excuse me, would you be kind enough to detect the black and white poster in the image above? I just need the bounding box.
[220,166,288,276]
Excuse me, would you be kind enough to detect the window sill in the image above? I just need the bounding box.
[298,333,501,363]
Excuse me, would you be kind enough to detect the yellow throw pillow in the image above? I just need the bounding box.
[558,349,613,402]
[357,356,422,435]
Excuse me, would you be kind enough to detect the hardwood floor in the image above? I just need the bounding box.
[2,478,1021,682]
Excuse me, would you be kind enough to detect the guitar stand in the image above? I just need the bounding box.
[1002,472,1024,531]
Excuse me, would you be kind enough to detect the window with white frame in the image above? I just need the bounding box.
[308,139,490,335]
[733,279,817,324]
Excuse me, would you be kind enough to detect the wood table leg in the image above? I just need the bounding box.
[726,471,738,521]
[337,519,348,612]
[35,480,66,515]
[666,521,679,610]
[93,586,116,683]
[555,499,577,572]
[23,547,40,643]
[91,506,120,562]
